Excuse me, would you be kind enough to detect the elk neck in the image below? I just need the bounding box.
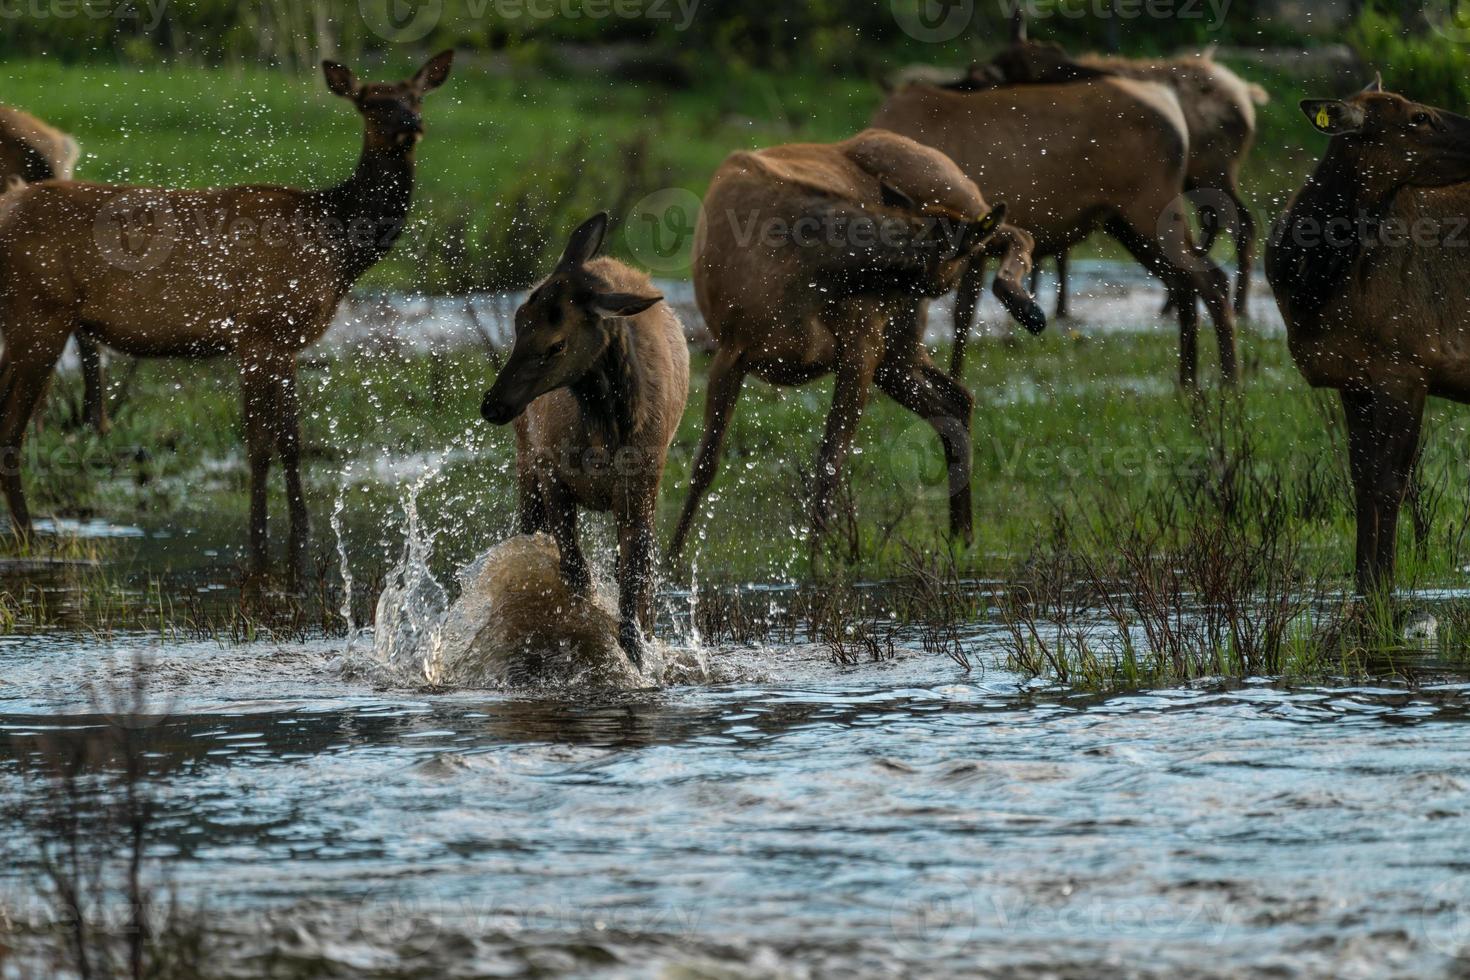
[569,321,644,449]
[316,138,417,288]
[1269,140,1378,321]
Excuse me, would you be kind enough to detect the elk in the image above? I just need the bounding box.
[1266,80,1470,594]
[872,74,1237,387]
[983,13,1268,318]
[0,52,454,582]
[480,213,690,667]
[0,105,112,433]
[667,129,1044,560]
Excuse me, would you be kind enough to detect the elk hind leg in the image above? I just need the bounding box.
[668,346,746,560]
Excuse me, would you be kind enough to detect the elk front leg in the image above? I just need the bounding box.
[1341,385,1426,595]
[813,333,879,536]
[0,326,68,537]
[1054,252,1071,320]
[545,479,590,594]
[616,498,656,669]
[77,333,111,436]
[949,257,986,378]
[272,357,309,588]
[668,346,746,560]
[240,353,276,577]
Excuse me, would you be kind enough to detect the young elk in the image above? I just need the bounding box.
[1267,79,1470,594]
[0,105,112,433]
[873,69,1237,387]
[0,52,453,582]
[667,129,1044,560]
[480,213,690,667]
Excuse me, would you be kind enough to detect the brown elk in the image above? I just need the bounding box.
[667,129,1044,560]
[872,73,1237,387]
[1266,80,1470,593]
[0,52,453,582]
[983,14,1268,318]
[480,213,690,667]
[0,105,112,434]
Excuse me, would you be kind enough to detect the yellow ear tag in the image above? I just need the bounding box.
[1316,107,1331,129]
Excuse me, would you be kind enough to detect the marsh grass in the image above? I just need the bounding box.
[3,661,211,979]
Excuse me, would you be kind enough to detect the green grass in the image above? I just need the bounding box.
[0,55,1325,286]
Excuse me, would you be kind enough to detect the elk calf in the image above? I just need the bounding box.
[1267,80,1470,593]
[480,213,690,667]
[0,53,453,583]
[668,129,1044,559]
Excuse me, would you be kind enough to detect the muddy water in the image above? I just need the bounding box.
[3,627,1470,977]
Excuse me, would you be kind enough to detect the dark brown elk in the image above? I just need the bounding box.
[0,52,453,582]
[0,105,112,434]
[982,14,1268,318]
[667,129,1044,559]
[1266,80,1470,593]
[872,73,1237,387]
[480,213,690,667]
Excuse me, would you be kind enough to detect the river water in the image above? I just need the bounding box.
[3,624,1470,977]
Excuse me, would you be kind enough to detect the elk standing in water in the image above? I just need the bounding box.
[480,213,690,667]
[1267,80,1470,593]
[0,52,453,582]
[0,105,113,433]
[667,129,1044,559]
[873,69,1237,387]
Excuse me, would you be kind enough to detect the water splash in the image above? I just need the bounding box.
[370,458,449,683]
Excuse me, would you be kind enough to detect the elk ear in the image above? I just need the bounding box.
[412,50,454,94]
[559,212,609,269]
[591,290,662,318]
[322,61,360,99]
[1301,99,1364,135]
[961,203,1006,251]
[879,182,917,211]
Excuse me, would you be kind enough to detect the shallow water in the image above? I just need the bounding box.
[3,624,1470,977]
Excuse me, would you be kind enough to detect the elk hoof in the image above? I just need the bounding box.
[619,620,646,671]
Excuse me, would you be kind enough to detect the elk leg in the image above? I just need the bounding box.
[0,335,67,537]
[813,337,878,536]
[273,359,309,588]
[77,333,110,436]
[545,479,590,594]
[949,257,986,378]
[616,501,656,669]
[668,347,746,560]
[1341,385,1426,595]
[1228,184,1256,316]
[240,354,276,576]
[875,357,976,544]
[1054,252,1071,320]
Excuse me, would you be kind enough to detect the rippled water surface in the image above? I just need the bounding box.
[4,626,1470,977]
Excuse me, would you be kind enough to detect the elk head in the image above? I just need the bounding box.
[872,183,1007,297]
[322,50,454,151]
[1301,77,1470,198]
[481,213,663,425]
